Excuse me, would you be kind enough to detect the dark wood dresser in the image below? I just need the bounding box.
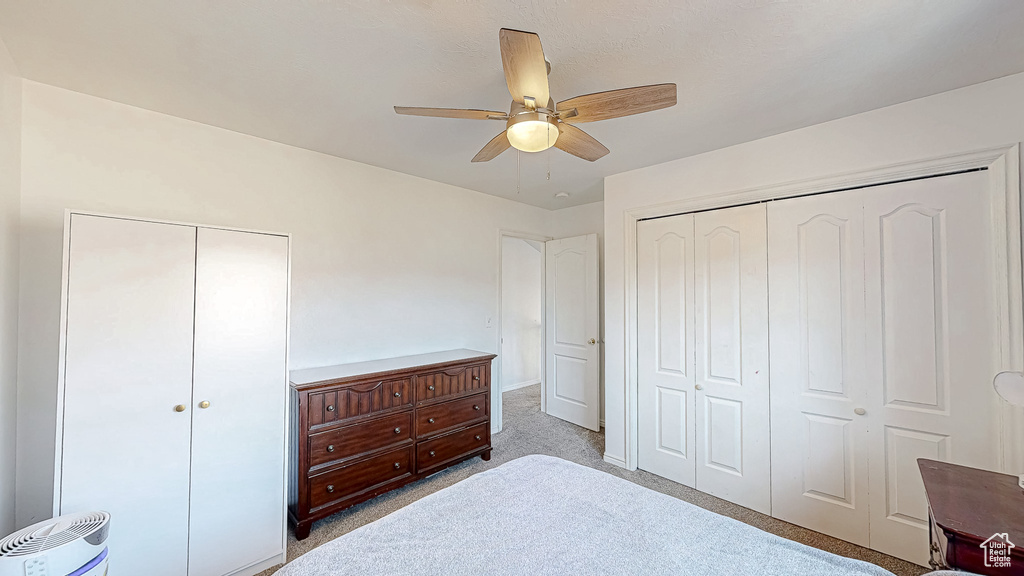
[288,349,496,540]
[919,458,1024,575]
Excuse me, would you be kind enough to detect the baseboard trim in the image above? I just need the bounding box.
[226,552,285,576]
[502,379,541,393]
[603,453,627,469]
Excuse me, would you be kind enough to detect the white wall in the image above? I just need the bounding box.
[602,71,1024,468]
[15,81,605,527]
[500,237,542,391]
[0,34,21,536]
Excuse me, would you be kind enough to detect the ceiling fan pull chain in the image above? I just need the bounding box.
[547,129,551,181]
[517,149,521,194]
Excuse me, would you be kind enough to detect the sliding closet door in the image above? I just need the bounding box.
[637,214,696,486]
[693,204,771,514]
[60,215,196,576]
[189,228,289,575]
[862,170,1000,565]
[767,192,870,546]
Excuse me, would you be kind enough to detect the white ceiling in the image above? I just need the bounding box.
[1,1,1023,209]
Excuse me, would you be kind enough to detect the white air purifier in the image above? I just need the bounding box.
[0,512,109,576]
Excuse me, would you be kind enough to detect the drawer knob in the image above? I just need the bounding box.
[394,391,401,398]
[474,376,480,381]
[475,435,482,441]
[327,445,335,453]
[473,405,480,411]
[327,405,335,412]
[174,404,186,413]
[427,418,435,424]
[326,484,334,493]
[394,462,401,469]
[429,450,435,457]
[428,385,435,391]
[198,400,210,409]
[394,427,401,434]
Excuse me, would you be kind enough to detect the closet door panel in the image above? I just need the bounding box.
[637,214,696,486]
[862,170,1000,565]
[189,228,289,575]
[693,203,771,514]
[767,193,870,546]
[60,215,196,576]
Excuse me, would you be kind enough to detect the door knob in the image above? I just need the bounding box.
[198,400,210,409]
[588,338,596,345]
[173,404,186,413]
[854,408,867,416]
[695,384,703,391]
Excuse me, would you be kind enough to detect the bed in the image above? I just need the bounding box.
[277,455,910,575]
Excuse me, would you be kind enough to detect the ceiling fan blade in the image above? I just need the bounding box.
[498,28,550,106]
[395,106,507,120]
[557,83,676,123]
[555,123,609,162]
[472,132,512,162]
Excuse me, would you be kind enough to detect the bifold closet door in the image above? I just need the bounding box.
[637,214,696,487]
[188,228,289,575]
[861,170,1000,565]
[768,192,871,546]
[693,203,771,514]
[60,215,196,576]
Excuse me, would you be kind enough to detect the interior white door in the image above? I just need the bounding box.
[693,203,771,514]
[861,170,1000,565]
[637,214,697,486]
[189,228,289,575]
[60,214,196,576]
[545,234,600,431]
[768,192,871,546]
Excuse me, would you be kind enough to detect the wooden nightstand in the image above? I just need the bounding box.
[918,459,1024,575]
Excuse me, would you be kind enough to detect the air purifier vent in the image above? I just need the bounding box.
[0,511,109,557]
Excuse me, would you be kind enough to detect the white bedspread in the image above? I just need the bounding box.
[278,455,897,576]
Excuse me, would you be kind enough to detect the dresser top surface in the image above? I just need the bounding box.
[290,349,495,388]
[918,458,1024,545]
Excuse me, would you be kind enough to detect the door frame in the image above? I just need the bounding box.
[494,229,552,434]
[617,144,1023,473]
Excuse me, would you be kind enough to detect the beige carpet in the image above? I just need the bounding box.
[259,384,926,576]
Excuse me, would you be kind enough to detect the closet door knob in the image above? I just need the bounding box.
[394,462,401,469]
[327,445,335,453]
[394,427,401,434]
[173,404,186,413]
[327,405,335,412]
[394,391,401,398]
[428,385,435,391]
[854,408,867,416]
[198,400,210,409]
[326,485,334,493]
[588,338,596,345]
[428,418,435,424]
[695,384,703,391]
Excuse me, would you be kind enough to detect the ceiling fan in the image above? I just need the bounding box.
[395,28,677,163]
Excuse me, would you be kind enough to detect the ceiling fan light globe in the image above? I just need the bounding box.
[506,112,559,152]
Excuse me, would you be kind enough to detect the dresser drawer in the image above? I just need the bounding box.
[416,392,487,438]
[309,411,413,469]
[417,363,487,404]
[308,378,412,428]
[417,422,489,473]
[309,447,414,510]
